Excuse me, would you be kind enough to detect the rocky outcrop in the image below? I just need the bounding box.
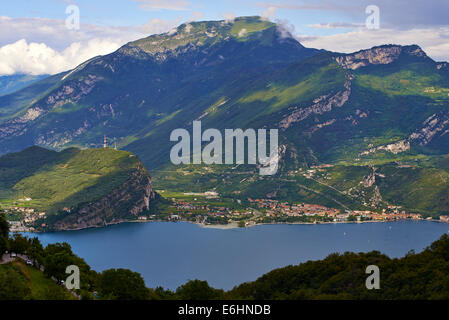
[0,74,103,142]
[363,169,376,188]
[51,164,156,231]
[335,45,427,70]
[410,112,449,146]
[360,139,410,156]
[279,76,352,130]
[436,62,449,71]
[307,119,336,134]
[370,185,383,207]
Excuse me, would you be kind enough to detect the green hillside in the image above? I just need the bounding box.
[0,146,156,230]
[0,72,66,122]
[152,159,449,216]
[0,260,75,300]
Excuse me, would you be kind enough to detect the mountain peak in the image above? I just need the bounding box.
[335,44,430,70]
[127,16,278,55]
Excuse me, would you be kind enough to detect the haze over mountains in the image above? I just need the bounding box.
[0,16,448,216]
[0,74,48,96]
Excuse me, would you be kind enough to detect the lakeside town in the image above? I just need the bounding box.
[2,194,449,232]
[1,206,47,232]
[166,197,447,228]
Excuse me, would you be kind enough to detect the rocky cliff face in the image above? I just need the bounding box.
[360,139,411,156]
[279,75,352,130]
[0,73,105,151]
[51,164,155,231]
[410,112,449,146]
[335,45,428,70]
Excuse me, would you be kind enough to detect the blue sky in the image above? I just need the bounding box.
[0,0,448,75]
[2,0,355,35]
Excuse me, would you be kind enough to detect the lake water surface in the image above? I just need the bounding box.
[29,221,449,290]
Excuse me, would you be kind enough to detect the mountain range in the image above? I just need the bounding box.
[0,16,448,216]
[0,74,48,97]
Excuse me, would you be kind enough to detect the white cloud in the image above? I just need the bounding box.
[0,38,122,76]
[261,6,277,20]
[140,18,181,35]
[222,13,236,23]
[167,28,177,36]
[308,22,364,29]
[274,18,295,38]
[189,11,204,21]
[299,27,449,62]
[0,16,144,51]
[134,0,190,11]
[256,2,344,12]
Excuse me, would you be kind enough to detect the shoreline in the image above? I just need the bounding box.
[195,218,445,230]
[15,217,447,233]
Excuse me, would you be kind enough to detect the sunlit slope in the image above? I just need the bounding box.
[0,146,155,229]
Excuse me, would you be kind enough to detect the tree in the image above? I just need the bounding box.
[43,242,95,292]
[150,286,176,300]
[0,213,9,256]
[44,252,73,281]
[429,233,449,261]
[44,243,76,281]
[0,213,8,238]
[98,269,149,300]
[27,237,44,267]
[176,279,224,300]
[0,235,7,257]
[9,233,30,255]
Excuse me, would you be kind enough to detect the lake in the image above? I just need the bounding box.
[28,221,449,290]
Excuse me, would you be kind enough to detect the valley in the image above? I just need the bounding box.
[0,16,448,231]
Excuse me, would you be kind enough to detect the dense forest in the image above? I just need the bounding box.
[1,213,449,300]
